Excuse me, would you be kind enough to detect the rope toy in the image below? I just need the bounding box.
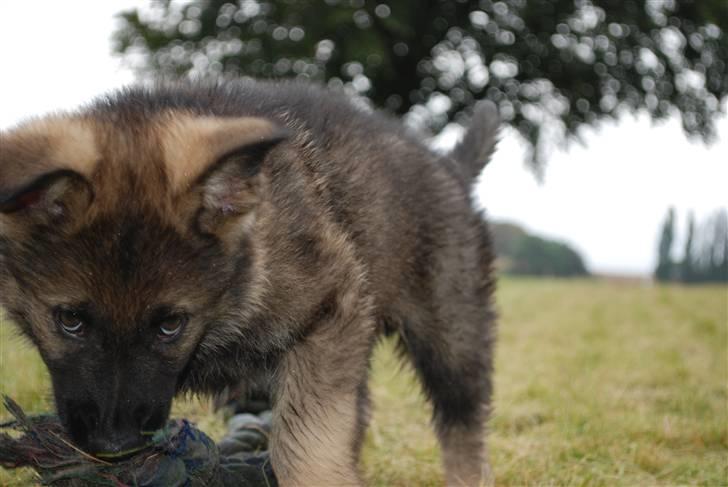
[0,396,277,486]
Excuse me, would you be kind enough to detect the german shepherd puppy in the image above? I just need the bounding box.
[0,80,498,486]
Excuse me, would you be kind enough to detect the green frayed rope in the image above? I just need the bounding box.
[0,395,276,486]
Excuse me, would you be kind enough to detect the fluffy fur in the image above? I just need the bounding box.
[0,80,499,486]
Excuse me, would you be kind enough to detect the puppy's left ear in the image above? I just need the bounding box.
[166,116,288,240]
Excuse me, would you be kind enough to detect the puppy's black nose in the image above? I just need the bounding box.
[63,400,151,460]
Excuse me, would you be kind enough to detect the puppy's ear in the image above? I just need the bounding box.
[164,116,287,241]
[0,119,96,233]
[0,169,92,220]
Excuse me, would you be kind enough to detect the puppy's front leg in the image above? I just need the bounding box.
[270,293,374,487]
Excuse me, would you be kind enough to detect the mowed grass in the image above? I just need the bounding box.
[1,278,726,486]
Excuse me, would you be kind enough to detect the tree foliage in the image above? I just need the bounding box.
[113,0,728,170]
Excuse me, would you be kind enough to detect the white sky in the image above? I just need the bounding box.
[0,1,726,277]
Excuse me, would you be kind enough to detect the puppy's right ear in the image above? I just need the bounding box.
[0,169,92,221]
[0,119,96,232]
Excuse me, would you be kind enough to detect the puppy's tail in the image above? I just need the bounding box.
[450,100,500,182]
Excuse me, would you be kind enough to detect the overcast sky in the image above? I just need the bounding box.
[0,1,725,276]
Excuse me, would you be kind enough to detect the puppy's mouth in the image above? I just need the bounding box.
[93,442,151,461]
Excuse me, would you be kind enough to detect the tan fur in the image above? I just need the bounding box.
[159,114,279,193]
[273,382,363,486]
[0,116,99,183]
[271,250,373,486]
[2,111,278,234]
[47,119,100,177]
[440,425,491,486]
[0,118,99,241]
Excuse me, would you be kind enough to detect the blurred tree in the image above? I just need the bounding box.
[491,221,528,257]
[113,0,728,171]
[510,234,588,276]
[656,208,726,284]
[680,212,695,282]
[490,221,588,276]
[655,206,675,281]
[702,208,728,282]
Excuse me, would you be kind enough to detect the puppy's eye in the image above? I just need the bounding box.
[55,309,86,337]
[157,315,187,342]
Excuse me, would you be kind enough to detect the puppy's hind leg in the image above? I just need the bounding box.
[400,308,495,487]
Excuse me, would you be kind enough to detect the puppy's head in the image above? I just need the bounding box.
[0,103,285,455]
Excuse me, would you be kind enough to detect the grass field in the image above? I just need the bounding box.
[1,278,726,486]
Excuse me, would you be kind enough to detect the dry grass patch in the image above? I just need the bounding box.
[2,278,726,485]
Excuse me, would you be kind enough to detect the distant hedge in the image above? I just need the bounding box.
[491,222,588,277]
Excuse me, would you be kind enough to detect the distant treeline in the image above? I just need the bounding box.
[655,208,727,283]
[490,222,588,277]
